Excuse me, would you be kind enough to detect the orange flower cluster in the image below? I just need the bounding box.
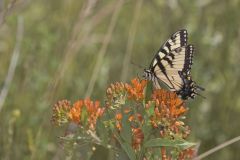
[106,78,147,109]
[152,89,186,118]
[106,82,126,109]
[146,89,189,138]
[114,110,144,150]
[159,147,195,160]
[125,78,147,101]
[51,100,71,126]
[106,82,125,98]
[68,98,105,130]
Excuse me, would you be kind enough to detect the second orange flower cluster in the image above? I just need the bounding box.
[147,90,189,138]
[52,98,105,130]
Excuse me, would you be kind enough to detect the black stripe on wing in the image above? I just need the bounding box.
[153,55,176,89]
[150,29,188,68]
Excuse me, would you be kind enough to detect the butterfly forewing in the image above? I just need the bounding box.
[157,29,188,58]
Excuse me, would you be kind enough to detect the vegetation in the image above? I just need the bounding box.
[52,78,195,159]
[0,0,240,159]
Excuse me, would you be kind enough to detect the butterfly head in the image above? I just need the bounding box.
[143,69,153,80]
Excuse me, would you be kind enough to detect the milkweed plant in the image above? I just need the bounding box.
[52,78,197,160]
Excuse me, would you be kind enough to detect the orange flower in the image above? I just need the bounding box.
[125,78,147,101]
[115,113,123,120]
[84,98,105,130]
[124,108,131,113]
[150,116,158,128]
[128,113,143,122]
[178,148,195,160]
[161,147,167,160]
[132,127,144,150]
[52,100,71,126]
[68,100,83,123]
[68,98,105,130]
[105,82,127,109]
[128,115,134,122]
[106,82,125,98]
[116,121,122,130]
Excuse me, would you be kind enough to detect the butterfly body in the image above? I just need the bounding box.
[143,29,204,100]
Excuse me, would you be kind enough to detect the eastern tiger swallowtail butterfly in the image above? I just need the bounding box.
[143,29,204,99]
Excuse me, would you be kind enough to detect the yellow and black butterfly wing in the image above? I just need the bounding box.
[150,29,194,91]
[150,29,188,67]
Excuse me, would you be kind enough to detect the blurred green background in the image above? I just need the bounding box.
[0,0,240,159]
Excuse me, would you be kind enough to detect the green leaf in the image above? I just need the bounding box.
[115,134,136,160]
[146,102,155,116]
[121,142,136,160]
[120,112,132,143]
[141,122,152,139]
[144,138,196,150]
[175,140,196,150]
[81,107,88,126]
[145,82,153,102]
[96,120,108,145]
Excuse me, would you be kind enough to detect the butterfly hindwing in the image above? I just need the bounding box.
[183,44,194,72]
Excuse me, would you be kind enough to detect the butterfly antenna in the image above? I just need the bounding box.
[136,73,142,80]
[195,92,206,99]
[130,60,145,69]
[196,85,205,91]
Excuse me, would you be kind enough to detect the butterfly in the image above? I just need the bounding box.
[143,29,204,99]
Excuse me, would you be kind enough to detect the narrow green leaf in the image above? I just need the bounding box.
[146,101,155,116]
[96,120,108,144]
[144,138,196,150]
[176,141,196,150]
[145,82,153,102]
[115,134,136,160]
[81,107,88,126]
[141,122,151,139]
[120,112,132,143]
